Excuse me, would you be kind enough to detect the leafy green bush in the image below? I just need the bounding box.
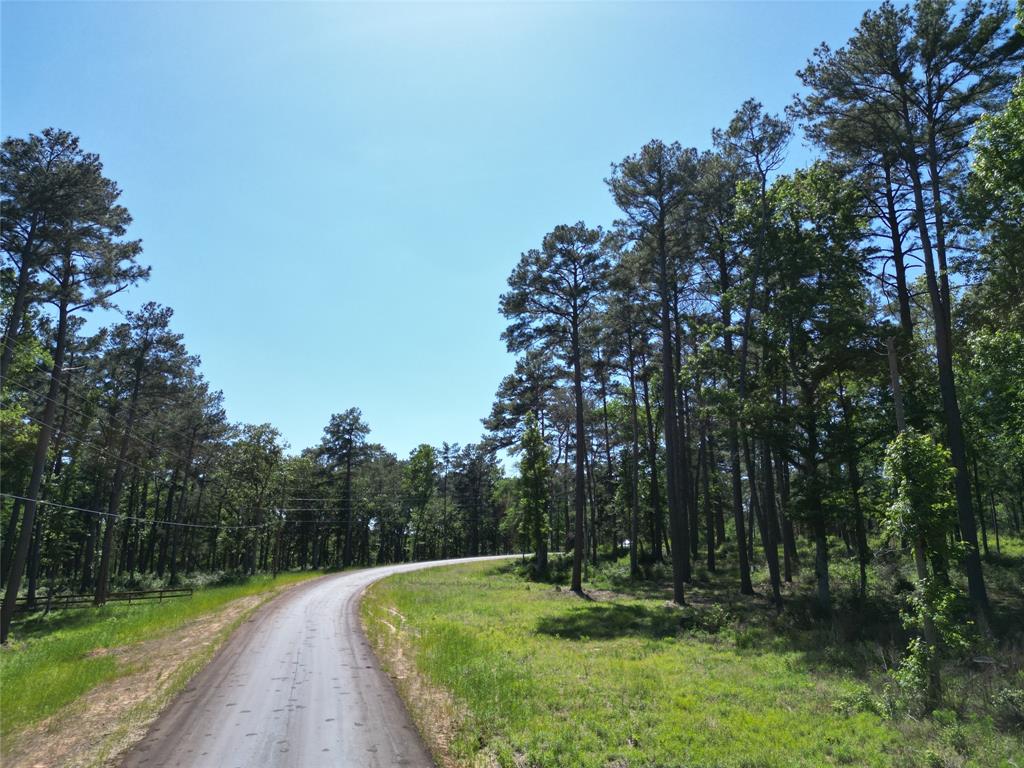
[694,603,732,634]
[991,685,1024,728]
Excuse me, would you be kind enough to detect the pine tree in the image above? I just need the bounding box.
[519,412,550,575]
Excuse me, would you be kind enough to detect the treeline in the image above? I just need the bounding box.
[0,131,512,643]
[490,0,1022,695]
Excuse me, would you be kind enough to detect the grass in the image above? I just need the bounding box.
[361,547,1024,768]
[0,570,322,740]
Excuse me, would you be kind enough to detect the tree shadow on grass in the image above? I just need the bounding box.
[516,545,1024,681]
[528,573,915,679]
[532,593,906,680]
[10,604,125,642]
[535,601,689,641]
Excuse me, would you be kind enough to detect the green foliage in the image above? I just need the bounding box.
[969,71,1024,223]
[405,444,438,510]
[882,430,956,545]
[962,328,1024,468]
[317,408,371,472]
[500,221,609,361]
[991,684,1024,728]
[882,429,975,712]
[404,444,440,558]
[517,412,550,572]
[966,52,1024,329]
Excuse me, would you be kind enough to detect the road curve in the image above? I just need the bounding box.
[122,556,513,768]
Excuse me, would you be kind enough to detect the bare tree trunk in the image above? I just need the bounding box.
[882,162,914,338]
[641,376,664,563]
[972,456,989,556]
[1,499,23,589]
[570,318,587,594]
[1,287,69,644]
[26,516,42,608]
[701,419,715,572]
[658,230,687,604]
[627,352,641,577]
[730,420,753,594]
[760,441,783,606]
[898,104,990,630]
[96,371,143,604]
[342,451,354,567]
[773,446,798,582]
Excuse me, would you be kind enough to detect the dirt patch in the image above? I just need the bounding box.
[2,582,307,768]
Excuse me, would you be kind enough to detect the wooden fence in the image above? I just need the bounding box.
[3,587,193,613]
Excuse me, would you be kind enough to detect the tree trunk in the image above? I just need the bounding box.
[701,420,715,572]
[156,469,178,577]
[570,317,587,594]
[658,225,687,604]
[0,219,39,381]
[899,101,990,630]
[95,370,143,605]
[627,352,641,577]
[773,446,798,582]
[972,456,989,557]
[882,162,914,338]
[641,376,664,563]
[1,286,69,644]
[760,441,783,606]
[730,420,753,594]
[343,451,354,567]
[26,516,42,608]
[1,498,23,589]
[913,537,943,711]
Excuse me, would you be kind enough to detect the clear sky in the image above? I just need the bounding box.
[2,1,878,459]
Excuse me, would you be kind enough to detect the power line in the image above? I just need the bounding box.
[2,336,223,450]
[1,493,271,530]
[2,353,212,454]
[18,411,173,481]
[0,493,366,531]
[3,376,205,474]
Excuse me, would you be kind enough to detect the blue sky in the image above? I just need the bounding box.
[2,1,877,459]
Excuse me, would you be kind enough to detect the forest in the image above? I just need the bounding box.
[480,0,1024,725]
[1,0,1023,731]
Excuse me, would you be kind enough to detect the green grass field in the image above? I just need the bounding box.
[362,554,1024,768]
[0,570,322,740]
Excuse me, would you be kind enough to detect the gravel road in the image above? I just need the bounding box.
[121,556,513,767]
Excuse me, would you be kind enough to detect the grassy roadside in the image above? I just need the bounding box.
[361,557,1024,768]
[0,570,323,742]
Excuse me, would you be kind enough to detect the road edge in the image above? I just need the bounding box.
[89,577,322,767]
[1,574,327,768]
[358,559,518,768]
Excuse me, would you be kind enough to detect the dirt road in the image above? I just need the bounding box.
[121,556,512,768]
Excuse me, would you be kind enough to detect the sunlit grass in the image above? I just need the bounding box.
[0,570,322,739]
[363,556,1024,768]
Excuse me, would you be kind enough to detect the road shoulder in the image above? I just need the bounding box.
[361,572,491,768]
[3,577,321,768]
